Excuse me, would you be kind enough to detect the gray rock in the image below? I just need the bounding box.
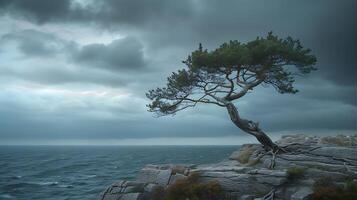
[99,134,357,200]
[137,168,172,186]
[143,183,158,193]
[240,195,254,200]
[120,193,141,200]
[109,186,123,194]
[311,146,357,160]
[123,184,145,193]
[247,169,286,177]
[199,165,247,173]
[291,187,313,200]
[101,194,120,200]
[256,176,286,186]
[277,134,319,146]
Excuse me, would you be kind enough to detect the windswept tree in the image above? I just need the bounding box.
[146,32,316,152]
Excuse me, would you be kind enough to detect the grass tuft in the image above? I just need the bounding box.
[287,167,305,180]
[236,146,255,164]
[151,172,224,200]
[312,177,357,200]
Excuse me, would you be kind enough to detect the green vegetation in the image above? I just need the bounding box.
[151,173,224,200]
[287,167,306,180]
[312,177,357,200]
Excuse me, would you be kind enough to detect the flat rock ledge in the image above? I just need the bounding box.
[99,134,357,200]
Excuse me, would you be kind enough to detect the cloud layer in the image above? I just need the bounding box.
[0,0,356,144]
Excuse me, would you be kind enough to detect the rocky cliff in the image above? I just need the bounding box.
[99,134,357,200]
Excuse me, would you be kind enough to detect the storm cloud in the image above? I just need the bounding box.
[1,29,71,57]
[0,0,356,144]
[73,36,146,71]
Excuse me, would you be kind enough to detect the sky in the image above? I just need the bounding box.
[0,0,356,145]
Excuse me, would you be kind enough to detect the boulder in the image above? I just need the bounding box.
[136,168,172,186]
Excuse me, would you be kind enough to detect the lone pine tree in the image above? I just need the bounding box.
[146,32,316,151]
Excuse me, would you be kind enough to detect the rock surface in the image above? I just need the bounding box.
[99,134,357,200]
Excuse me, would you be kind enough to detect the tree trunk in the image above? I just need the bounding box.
[226,102,278,151]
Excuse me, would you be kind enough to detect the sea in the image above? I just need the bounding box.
[0,145,239,200]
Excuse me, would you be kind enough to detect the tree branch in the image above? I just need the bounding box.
[225,72,235,98]
[226,76,265,101]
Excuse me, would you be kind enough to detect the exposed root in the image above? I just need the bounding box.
[344,162,357,178]
[268,148,279,169]
[263,187,276,200]
[266,143,315,169]
[252,145,283,169]
[344,162,351,172]
[279,143,320,154]
[277,146,288,153]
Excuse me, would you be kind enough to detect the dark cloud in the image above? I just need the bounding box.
[0,29,146,71]
[0,0,73,24]
[0,0,357,143]
[235,86,357,132]
[1,29,75,57]
[91,0,194,28]
[0,29,149,87]
[301,82,357,106]
[0,0,194,27]
[307,0,357,86]
[73,37,145,71]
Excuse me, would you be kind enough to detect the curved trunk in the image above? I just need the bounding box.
[226,102,278,151]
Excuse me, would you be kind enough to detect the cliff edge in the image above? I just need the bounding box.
[99,134,357,200]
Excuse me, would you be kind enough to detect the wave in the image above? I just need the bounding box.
[0,194,15,199]
[31,181,59,186]
[7,181,59,188]
[82,174,97,178]
[10,175,22,179]
[58,184,74,188]
[33,163,92,177]
[0,146,238,199]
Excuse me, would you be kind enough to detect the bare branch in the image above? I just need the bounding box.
[226,76,265,101]
[225,73,235,98]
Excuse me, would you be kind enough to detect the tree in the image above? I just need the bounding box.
[146,32,316,151]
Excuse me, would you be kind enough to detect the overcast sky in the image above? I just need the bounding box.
[0,0,356,145]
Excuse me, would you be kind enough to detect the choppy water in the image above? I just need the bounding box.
[0,145,238,200]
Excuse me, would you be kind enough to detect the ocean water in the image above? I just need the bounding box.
[0,145,239,200]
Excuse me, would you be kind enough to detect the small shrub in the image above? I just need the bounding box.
[150,186,166,200]
[312,177,357,200]
[236,147,255,164]
[287,167,305,180]
[151,172,224,200]
[346,180,357,192]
